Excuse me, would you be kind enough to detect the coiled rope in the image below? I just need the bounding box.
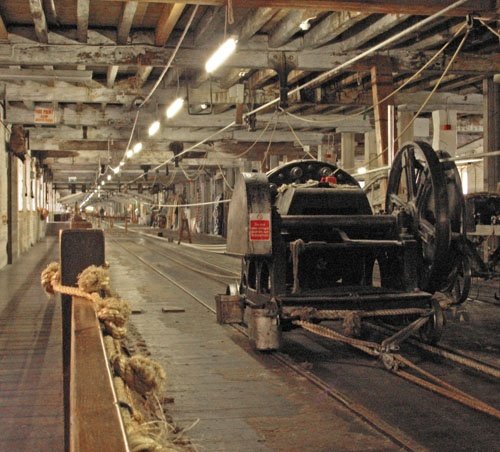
[41,261,179,451]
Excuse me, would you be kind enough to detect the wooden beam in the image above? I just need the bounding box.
[99,0,497,17]
[43,0,59,25]
[107,65,119,88]
[77,0,90,43]
[155,3,185,46]
[238,7,278,42]
[269,9,322,48]
[0,14,9,42]
[330,14,411,52]
[483,77,500,192]
[302,11,368,49]
[117,1,139,45]
[28,0,49,44]
[0,42,497,75]
[135,66,153,87]
[6,104,372,129]
[371,56,395,165]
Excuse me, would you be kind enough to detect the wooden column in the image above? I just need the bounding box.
[398,111,414,149]
[432,109,457,154]
[483,77,500,193]
[370,57,395,165]
[341,132,356,171]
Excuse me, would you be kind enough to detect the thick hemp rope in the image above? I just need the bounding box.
[40,262,187,450]
[77,265,111,295]
[96,297,132,339]
[111,353,166,396]
[41,261,61,295]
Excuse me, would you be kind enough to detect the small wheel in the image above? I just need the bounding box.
[386,141,451,291]
[419,297,445,344]
[444,255,472,305]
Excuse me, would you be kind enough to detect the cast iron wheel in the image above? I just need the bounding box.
[444,254,472,305]
[419,296,445,344]
[386,141,451,292]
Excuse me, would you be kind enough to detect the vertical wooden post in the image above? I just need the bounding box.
[60,230,105,452]
[370,56,395,166]
[124,217,128,233]
[483,77,500,192]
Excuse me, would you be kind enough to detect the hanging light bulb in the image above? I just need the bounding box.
[126,149,134,159]
[107,174,112,181]
[205,37,237,73]
[119,161,125,167]
[166,98,184,119]
[133,142,143,154]
[113,166,120,174]
[101,181,105,186]
[148,120,160,136]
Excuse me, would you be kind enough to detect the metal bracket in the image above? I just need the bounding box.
[268,52,297,109]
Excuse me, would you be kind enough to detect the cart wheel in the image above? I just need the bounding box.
[419,297,445,344]
[446,255,472,305]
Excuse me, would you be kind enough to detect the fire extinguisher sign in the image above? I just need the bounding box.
[249,213,271,241]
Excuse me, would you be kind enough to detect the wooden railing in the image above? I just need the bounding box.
[70,296,128,451]
[60,229,128,452]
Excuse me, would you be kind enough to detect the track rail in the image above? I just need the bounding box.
[109,235,423,451]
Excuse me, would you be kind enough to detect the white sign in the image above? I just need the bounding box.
[34,107,56,124]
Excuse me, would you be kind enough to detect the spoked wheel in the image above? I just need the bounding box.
[386,141,451,292]
[444,254,472,305]
[419,297,445,344]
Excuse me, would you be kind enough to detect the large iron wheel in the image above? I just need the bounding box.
[386,141,451,292]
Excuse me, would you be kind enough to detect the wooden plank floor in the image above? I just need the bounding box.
[0,237,63,452]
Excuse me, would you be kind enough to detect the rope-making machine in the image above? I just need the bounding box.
[218,141,466,351]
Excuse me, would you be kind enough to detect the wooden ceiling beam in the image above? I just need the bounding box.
[237,7,278,42]
[77,0,90,43]
[0,14,8,42]
[107,65,119,88]
[100,0,496,17]
[117,1,139,44]
[302,11,368,49]
[2,42,497,75]
[155,3,185,46]
[28,0,49,43]
[269,9,323,48]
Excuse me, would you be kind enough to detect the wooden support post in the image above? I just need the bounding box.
[483,77,500,193]
[371,57,395,165]
[60,229,105,452]
[124,217,128,233]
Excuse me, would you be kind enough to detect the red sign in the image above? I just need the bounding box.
[249,213,270,241]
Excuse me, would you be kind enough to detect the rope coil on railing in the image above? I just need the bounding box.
[40,261,184,450]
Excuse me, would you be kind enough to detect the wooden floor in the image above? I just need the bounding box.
[0,237,63,452]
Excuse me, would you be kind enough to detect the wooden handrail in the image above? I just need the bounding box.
[70,296,128,452]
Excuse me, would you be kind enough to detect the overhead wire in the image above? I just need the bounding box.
[119,0,471,189]
[347,27,471,175]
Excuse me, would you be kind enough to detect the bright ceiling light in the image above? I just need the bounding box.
[148,120,160,136]
[101,181,105,186]
[113,166,120,174]
[107,174,112,181]
[133,142,143,154]
[119,161,125,167]
[126,149,134,159]
[166,98,184,119]
[357,166,367,175]
[205,37,237,74]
